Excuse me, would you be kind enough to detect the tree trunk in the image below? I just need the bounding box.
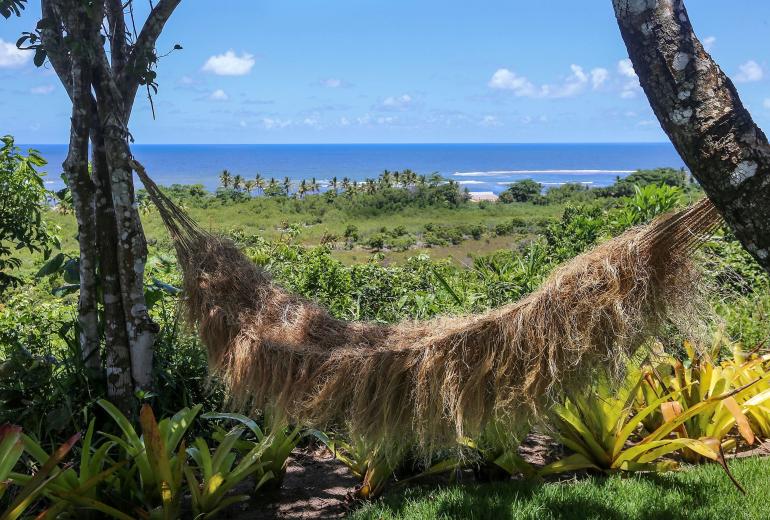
[61,15,100,372]
[612,0,770,272]
[91,118,135,413]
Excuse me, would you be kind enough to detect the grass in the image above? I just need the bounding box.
[350,457,770,519]
[43,198,563,266]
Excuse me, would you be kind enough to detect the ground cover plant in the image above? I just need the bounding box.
[2,143,770,517]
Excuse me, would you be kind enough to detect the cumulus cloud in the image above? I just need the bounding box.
[590,67,609,89]
[202,50,255,76]
[209,89,229,101]
[0,39,29,68]
[735,60,763,82]
[30,85,55,95]
[617,59,637,79]
[617,59,641,99]
[703,36,716,51]
[488,69,536,96]
[378,94,413,111]
[489,64,597,98]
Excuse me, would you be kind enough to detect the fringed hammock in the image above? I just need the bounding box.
[132,159,722,448]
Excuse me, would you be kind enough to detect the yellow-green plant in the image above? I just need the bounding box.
[312,431,405,498]
[98,400,200,519]
[642,339,770,461]
[727,343,770,438]
[540,367,725,476]
[202,410,301,489]
[184,426,274,519]
[1,424,79,520]
[13,420,130,520]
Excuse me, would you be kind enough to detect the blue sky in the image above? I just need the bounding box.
[1,1,769,144]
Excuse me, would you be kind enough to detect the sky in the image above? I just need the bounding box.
[1,1,769,144]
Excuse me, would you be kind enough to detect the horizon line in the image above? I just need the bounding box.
[19,141,674,146]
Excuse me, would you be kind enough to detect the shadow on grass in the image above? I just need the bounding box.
[352,458,765,520]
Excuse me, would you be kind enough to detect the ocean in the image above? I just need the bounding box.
[28,143,685,195]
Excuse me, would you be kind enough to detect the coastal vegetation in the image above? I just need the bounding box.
[2,139,770,517]
[2,0,770,518]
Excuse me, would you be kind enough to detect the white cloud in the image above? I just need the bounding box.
[262,117,292,129]
[30,84,55,95]
[489,64,600,98]
[479,115,502,127]
[617,59,641,99]
[735,60,763,82]
[0,38,29,68]
[590,67,609,89]
[202,50,255,76]
[209,89,228,101]
[379,94,413,111]
[703,36,716,51]
[764,98,770,109]
[303,116,321,128]
[488,69,536,96]
[618,59,637,79]
[320,78,343,88]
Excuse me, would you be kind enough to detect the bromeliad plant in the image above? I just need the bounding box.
[1,424,80,520]
[312,430,406,498]
[540,365,728,476]
[184,426,274,519]
[202,410,301,489]
[640,338,770,461]
[12,420,130,520]
[98,400,200,519]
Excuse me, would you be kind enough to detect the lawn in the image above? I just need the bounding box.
[351,457,770,519]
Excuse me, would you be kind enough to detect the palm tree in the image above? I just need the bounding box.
[341,177,351,192]
[268,177,278,193]
[219,169,232,189]
[297,179,308,198]
[282,176,292,196]
[365,178,377,194]
[379,170,392,188]
[393,170,401,188]
[402,169,416,188]
[232,174,244,192]
[310,177,319,194]
[244,179,256,196]
[417,174,427,187]
[254,173,265,195]
[330,176,339,193]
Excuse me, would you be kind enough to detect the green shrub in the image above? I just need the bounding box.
[498,179,542,203]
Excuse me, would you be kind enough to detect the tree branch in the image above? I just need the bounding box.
[105,0,128,73]
[119,0,181,117]
[613,0,770,272]
[40,0,73,99]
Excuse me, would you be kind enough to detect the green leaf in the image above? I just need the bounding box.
[36,252,64,277]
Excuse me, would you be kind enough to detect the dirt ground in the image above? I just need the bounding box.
[223,434,561,519]
[225,448,359,519]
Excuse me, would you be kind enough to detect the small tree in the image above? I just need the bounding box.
[0,136,59,292]
[499,179,543,203]
[3,0,183,413]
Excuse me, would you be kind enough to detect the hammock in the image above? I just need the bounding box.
[132,159,722,447]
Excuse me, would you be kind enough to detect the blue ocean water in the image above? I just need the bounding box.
[28,143,685,194]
